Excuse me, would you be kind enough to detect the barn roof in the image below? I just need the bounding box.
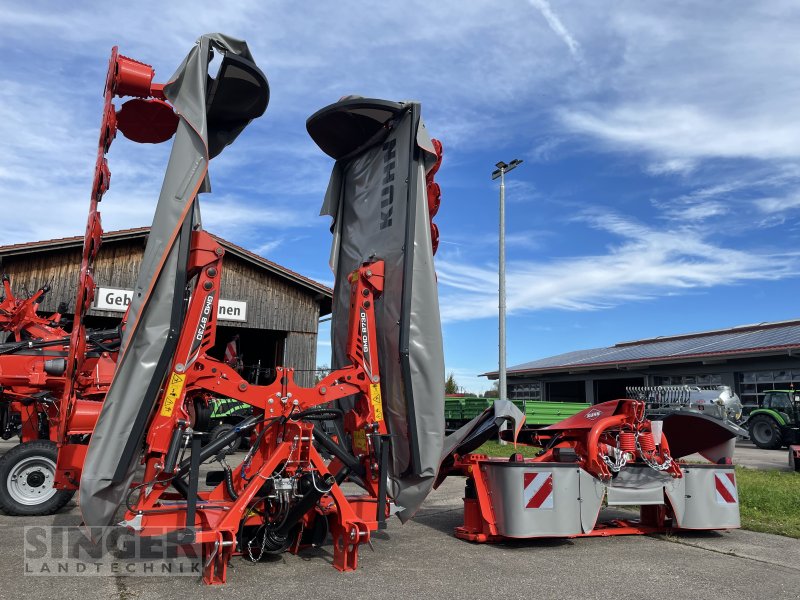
[0,227,333,314]
[484,319,800,378]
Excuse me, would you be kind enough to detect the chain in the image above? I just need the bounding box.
[246,524,268,562]
[600,441,628,473]
[636,435,674,472]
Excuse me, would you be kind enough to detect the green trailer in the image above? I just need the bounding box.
[524,401,590,426]
[443,397,588,429]
[444,397,466,423]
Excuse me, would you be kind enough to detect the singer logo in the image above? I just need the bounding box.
[586,409,602,420]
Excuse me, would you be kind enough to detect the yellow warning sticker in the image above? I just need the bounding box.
[353,429,368,453]
[370,383,384,421]
[160,372,186,417]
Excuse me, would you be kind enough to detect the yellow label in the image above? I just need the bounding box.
[352,429,368,453]
[160,372,186,417]
[369,383,384,421]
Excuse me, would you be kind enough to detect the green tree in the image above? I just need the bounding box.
[483,380,500,398]
[445,372,459,395]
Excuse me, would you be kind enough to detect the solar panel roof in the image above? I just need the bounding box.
[492,320,800,376]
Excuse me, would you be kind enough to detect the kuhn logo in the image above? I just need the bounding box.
[586,409,602,420]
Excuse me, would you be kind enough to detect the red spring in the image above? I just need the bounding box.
[639,432,656,452]
[619,432,636,452]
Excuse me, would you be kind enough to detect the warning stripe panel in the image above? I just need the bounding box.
[523,471,554,509]
[714,471,737,504]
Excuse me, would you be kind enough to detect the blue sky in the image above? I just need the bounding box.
[2,2,800,393]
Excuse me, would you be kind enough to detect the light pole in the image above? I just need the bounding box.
[491,159,523,403]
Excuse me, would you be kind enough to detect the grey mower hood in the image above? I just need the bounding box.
[308,98,444,521]
[79,33,268,527]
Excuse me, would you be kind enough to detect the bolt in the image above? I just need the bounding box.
[293,399,299,406]
[366,270,372,277]
[215,247,224,256]
[175,364,185,373]
[207,267,217,277]
[372,376,379,383]
[238,382,247,391]
[320,387,327,395]
[268,398,274,404]
[203,281,213,290]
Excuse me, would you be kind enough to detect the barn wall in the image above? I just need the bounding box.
[219,254,321,334]
[284,332,318,387]
[0,238,323,335]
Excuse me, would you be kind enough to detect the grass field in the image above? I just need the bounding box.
[736,467,800,538]
[476,442,800,539]
[477,440,540,458]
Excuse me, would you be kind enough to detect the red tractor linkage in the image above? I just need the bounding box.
[121,231,391,583]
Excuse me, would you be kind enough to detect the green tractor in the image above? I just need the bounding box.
[206,397,253,454]
[746,390,800,450]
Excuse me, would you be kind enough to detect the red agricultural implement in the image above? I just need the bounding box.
[0,277,116,514]
[62,35,447,585]
[444,399,740,542]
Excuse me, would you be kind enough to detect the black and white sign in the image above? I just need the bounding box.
[93,287,247,322]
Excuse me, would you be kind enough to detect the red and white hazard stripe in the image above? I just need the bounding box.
[714,471,738,504]
[523,471,554,509]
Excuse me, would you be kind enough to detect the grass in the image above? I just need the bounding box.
[476,440,540,458]
[735,466,800,538]
[476,442,800,539]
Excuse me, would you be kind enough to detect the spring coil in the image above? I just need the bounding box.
[638,432,656,452]
[619,432,636,452]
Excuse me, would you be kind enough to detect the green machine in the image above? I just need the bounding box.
[207,397,253,453]
[747,390,800,450]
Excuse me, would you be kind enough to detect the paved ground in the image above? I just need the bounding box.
[0,440,797,600]
[731,441,792,470]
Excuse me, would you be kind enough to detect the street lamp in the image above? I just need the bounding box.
[491,159,523,403]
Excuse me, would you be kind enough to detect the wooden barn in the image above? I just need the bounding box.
[0,228,332,386]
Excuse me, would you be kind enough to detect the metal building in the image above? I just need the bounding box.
[484,319,800,413]
[0,228,331,386]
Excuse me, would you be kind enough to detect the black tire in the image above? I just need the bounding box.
[748,415,785,450]
[210,423,242,455]
[0,440,75,516]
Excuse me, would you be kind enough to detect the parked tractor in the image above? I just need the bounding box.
[747,390,800,449]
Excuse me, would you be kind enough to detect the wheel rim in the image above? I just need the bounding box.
[214,426,237,453]
[7,455,57,506]
[752,421,774,444]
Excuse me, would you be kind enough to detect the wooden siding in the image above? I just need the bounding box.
[0,238,322,335]
[284,332,318,387]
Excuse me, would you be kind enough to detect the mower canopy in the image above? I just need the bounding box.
[79,34,268,528]
[309,97,445,521]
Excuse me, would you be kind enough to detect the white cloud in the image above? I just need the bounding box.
[755,196,800,214]
[528,0,583,63]
[560,104,800,162]
[437,211,798,322]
